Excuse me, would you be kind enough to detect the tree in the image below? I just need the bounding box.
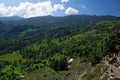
[50,54,68,71]
[104,30,120,55]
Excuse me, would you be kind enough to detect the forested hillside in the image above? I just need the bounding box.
[0,15,120,80]
[0,15,120,55]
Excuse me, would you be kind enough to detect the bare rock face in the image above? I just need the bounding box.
[101,54,120,80]
[117,57,120,65]
[100,66,115,80]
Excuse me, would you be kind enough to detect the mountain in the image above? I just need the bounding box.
[0,21,6,35]
[1,15,120,39]
[4,15,120,26]
[0,15,120,80]
[0,15,120,54]
[0,16,24,21]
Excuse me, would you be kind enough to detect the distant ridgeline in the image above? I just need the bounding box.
[0,15,120,80]
[0,15,120,55]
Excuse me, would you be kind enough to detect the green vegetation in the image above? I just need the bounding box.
[104,30,120,55]
[0,52,24,62]
[0,15,120,80]
[22,59,88,80]
[82,63,104,80]
[50,54,68,71]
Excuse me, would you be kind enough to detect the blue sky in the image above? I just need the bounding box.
[0,0,120,18]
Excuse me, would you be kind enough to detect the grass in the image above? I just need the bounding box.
[0,52,27,76]
[81,63,104,80]
[0,51,25,62]
[0,51,27,77]
[14,66,27,76]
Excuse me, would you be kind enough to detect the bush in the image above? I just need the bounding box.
[50,54,68,71]
[104,30,120,55]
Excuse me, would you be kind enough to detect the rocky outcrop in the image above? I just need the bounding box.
[101,53,120,80]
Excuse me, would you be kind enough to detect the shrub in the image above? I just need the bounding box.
[50,54,68,71]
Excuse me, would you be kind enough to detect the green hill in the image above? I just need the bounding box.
[0,15,120,80]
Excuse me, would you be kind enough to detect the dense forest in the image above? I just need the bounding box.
[0,15,120,80]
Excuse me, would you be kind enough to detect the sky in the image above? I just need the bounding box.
[0,0,120,18]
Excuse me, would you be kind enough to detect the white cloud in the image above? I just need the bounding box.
[0,1,65,18]
[53,4,64,11]
[61,0,69,3]
[0,3,8,16]
[65,7,79,15]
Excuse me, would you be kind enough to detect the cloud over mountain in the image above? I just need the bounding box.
[53,4,64,11]
[0,1,64,18]
[65,7,79,15]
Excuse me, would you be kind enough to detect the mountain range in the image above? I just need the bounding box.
[0,15,120,80]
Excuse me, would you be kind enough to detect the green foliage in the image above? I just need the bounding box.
[0,16,120,80]
[22,59,87,80]
[50,54,68,71]
[0,52,25,62]
[0,65,20,80]
[104,30,120,55]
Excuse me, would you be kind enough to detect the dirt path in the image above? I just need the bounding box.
[105,61,120,78]
[77,71,87,80]
[107,64,120,78]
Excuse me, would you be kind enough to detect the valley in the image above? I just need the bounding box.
[0,15,120,80]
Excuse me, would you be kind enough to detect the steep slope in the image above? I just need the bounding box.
[0,15,120,80]
[20,20,120,80]
[0,15,120,55]
[0,21,6,35]
[0,16,24,21]
[1,15,120,40]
